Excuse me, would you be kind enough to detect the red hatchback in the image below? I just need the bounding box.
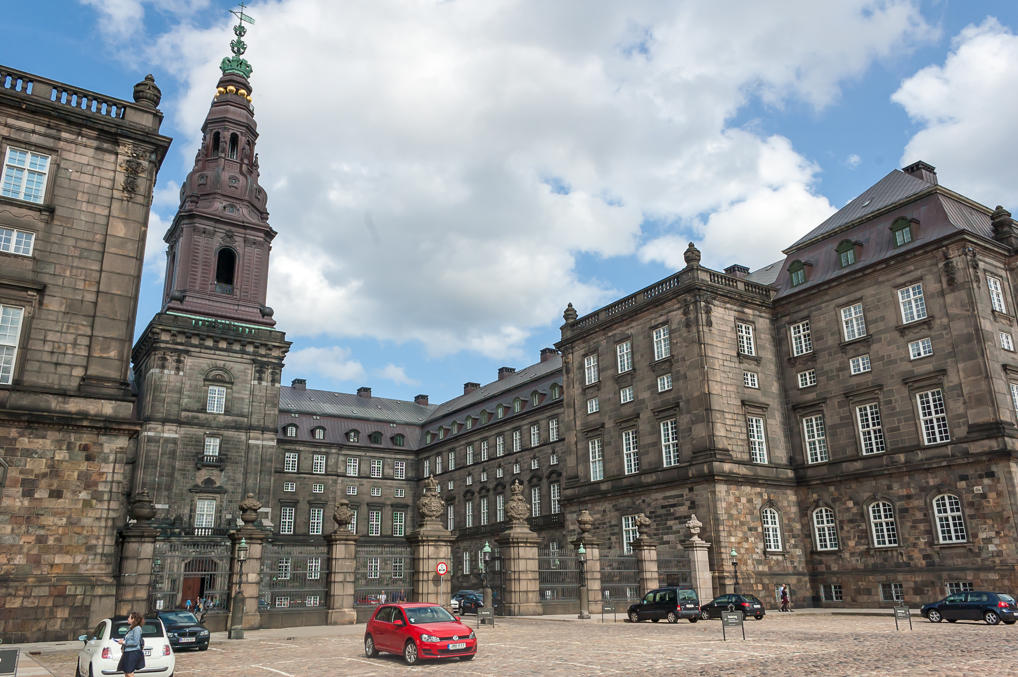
[365,603,477,665]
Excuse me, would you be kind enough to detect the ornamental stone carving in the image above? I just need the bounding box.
[577,509,593,534]
[505,478,530,524]
[685,513,704,542]
[563,302,578,323]
[635,513,652,532]
[238,493,261,525]
[128,490,156,523]
[417,475,445,522]
[332,498,355,528]
[683,242,701,267]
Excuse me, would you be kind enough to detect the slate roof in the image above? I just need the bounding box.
[279,387,435,424]
[746,259,784,286]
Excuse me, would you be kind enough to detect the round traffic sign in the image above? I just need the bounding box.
[436,561,448,576]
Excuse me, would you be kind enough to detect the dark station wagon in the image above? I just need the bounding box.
[921,591,1018,625]
[628,586,700,623]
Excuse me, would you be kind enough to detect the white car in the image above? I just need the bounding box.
[76,615,175,676]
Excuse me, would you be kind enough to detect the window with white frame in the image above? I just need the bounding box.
[551,383,561,399]
[284,452,298,473]
[447,480,454,490]
[530,424,540,447]
[514,398,523,413]
[392,557,405,579]
[812,507,838,550]
[466,417,473,430]
[549,451,558,465]
[206,385,226,413]
[1010,383,1018,413]
[305,595,321,608]
[589,438,604,481]
[194,499,216,532]
[347,509,357,533]
[307,557,321,580]
[446,504,455,531]
[448,450,456,471]
[277,557,292,580]
[496,435,505,456]
[393,511,405,537]
[622,429,639,475]
[204,436,220,457]
[283,481,296,492]
[0,305,24,385]
[512,461,520,474]
[661,419,679,467]
[309,507,323,535]
[367,557,380,579]
[550,482,561,514]
[587,397,599,414]
[850,354,871,375]
[1,147,50,203]
[747,416,767,464]
[657,374,673,392]
[346,485,357,495]
[279,506,295,535]
[1002,332,1015,352]
[797,369,816,388]
[933,494,966,543]
[909,337,933,359]
[530,457,538,470]
[987,275,1007,313]
[422,458,430,477]
[312,483,324,493]
[743,371,758,388]
[480,470,487,482]
[622,514,640,554]
[653,325,671,360]
[736,322,756,356]
[370,459,383,477]
[284,424,297,437]
[466,474,473,485]
[856,403,886,455]
[465,501,473,527]
[869,501,898,547]
[496,466,503,478]
[531,391,540,407]
[348,430,360,443]
[898,283,927,324]
[946,581,973,595]
[496,494,505,521]
[512,430,521,452]
[584,354,599,385]
[917,388,950,445]
[466,444,474,465]
[312,454,326,474]
[880,583,904,602]
[462,551,471,575]
[790,320,813,356]
[762,508,782,551]
[620,386,634,404]
[841,303,867,341]
[821,584,843,601]
[346,457,359,476]
[802,414,829,463]
[370,487,381,496]
[368,510,381,536]
[394,460,406,479]
[480,497,489,525]
[274,596,290,608]
[531,486,541,517]
[480,440,489,460]
[617,340,633,373]
[313,427,325,440]
[549,418,559,442]
[435,454,442,474]
[395,488,405,498]
[0,227,35,256]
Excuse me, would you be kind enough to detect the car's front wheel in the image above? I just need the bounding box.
[700,609,710,621]
[629,611,640,623]
[404,640,419,665]
[364,635,378,658]
[755,614,764,620]
[984,611,1001,625]
[927,609,942,623]
[666,611,678,623]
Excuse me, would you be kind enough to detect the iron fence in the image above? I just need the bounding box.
[354,544,414,607]
[537,548,579,601]
[259,541,329,611]
[599,550,640,605]
[150,538,232,613]
[657,551,692,587]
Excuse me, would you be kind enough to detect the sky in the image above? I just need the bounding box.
[7,1,1018,405]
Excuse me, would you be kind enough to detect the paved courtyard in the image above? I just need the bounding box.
[27,613,1017,676]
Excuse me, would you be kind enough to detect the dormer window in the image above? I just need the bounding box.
[513,398,523,414]
[788,260,807,287]
[228,133,239,160]
[531,391,541,407]
[497,405,505,419]
[836,240,857,268]
[313,427,325,440]
[550,384,561,399]
[392,434,405,447]
[891,217,915,247]
[369,432,382,444]
[480,411,490,424]
[438,428,446,440]
[465,418,473,430]
[347,429,360,443]
[284,424,297,437]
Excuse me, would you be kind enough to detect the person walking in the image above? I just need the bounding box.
[379,591,387,605]
[115,610,146,677]
[780,585,790,612]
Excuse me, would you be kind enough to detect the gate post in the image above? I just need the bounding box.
[407,476,455,607]
[495,479,542,616]
[230,494,268,632]
[116,491,158,615]
[570,510,602,609]
[683,514,713,603]
[631,514,659,594]
[326,499,359,624]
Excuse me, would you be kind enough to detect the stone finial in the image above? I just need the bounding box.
[332,498,355,528]
[238,493,262,525]
[683,242,701,268]
[416,475,445,522]
[576,509,593,534]
[132,74,162,109]
[685,513,703,541]
[563,302,578,323]
[635,513,652,533]
[991,205,1014,237]
[128,489,156,522]
[505,478,530,524]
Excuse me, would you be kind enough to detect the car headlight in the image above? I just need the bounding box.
[167,633,178,639]
[420,634,440,642]
[199,630,209,637]
[467,631,475,639]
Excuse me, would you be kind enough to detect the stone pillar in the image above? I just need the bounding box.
[495,479,542,616]
[326,499,359,624]
[571,510,602,608]
[229,494,268,633]
[116,491,158,615]
[683,514,713,603]
[631,513,659,593]
[407,476,456,607]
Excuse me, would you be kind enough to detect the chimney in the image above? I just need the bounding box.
[291,378,306,390]
[463,382,480,395]
[357,386,371,398]
[498,367,516,380]
[902,161,938,185]
[724,264,749,278]
[540,348,558,362]
[991,205,1017,250]
[414,394,429,406]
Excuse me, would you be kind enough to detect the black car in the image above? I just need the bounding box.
[156,609,211,651]
[699,593,766,620]
[921,591,1018,625]
[627,586,700,623]
[452,589,500,613]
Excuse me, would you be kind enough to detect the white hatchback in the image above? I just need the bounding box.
[76,616,175,676]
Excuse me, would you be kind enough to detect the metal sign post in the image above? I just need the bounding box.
[476,608,495,628]
[436,561,448,613]
[0,648,19,676]
[721,605,746,641]
[601,601,616,623]
[893,605,912,631]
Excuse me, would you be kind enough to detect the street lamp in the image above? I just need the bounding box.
[577,542,590,620]
[229,537,248,639]
[481,541,492,622]
[729,547,739,593]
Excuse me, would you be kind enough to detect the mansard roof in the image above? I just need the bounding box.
[278,386,434,424]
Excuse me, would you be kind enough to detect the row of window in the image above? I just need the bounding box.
[281,423,406,447]
[583,326,671,388]
[820,581,974,603]
[443,483,562,530]
[280,505,409,537]
[586,374,673,416]
[283,452,408,479]
[437,454,559,491]
[424,419,560,476]
[788,218,919,288]
[423,384,562,445]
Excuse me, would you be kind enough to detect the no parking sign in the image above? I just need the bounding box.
[436,561,448,576]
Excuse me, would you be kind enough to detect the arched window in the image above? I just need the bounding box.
[933,494,966,543]
[869,501,898,547]
[762,508,782,551]
[215,249,236,294]
[550,383,561,399]
[369,432,382,444]
[836,239,857,268]
[228,133,239,160]
[211,131,220,157]
[313,427,325,440]
[347,430,360,443]
[284,424,297,437]
[789,260,807,287]
[392,434,405,447]
[812,507,839,551]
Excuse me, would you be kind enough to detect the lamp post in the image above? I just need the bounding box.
[729,547,739,593]
[229,537,248,639]
[577,542,590,619]
[481,541,492,623]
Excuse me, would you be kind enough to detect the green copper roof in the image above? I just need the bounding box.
[220,3,255,78]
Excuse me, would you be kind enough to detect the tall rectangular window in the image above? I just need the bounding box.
[622,514,639,554]
[496,494,505,522]
[620,386,634,404]
[435,454,442,474]
[480,440,489,460]
[465,501,473,527]
[661,419,679,467]
[856,403,886,455]
[512,429,522,452]
[586,397,599,414]
[447,504,455,531]
[370,459,383,477]
[584,354,599,385]
[312,454,326,474]
[496,435,505,456]
[747,416,767,464]
[841,303,866,341]
[346,458,359,476]
[393,510,406,537]
[309,507,323,535]
[194,499,216,533]
[850,354,871,375]
[347,509,357,534]
[204,436,220,457]
[550,482,561,514]
[367,557,379,579]
[394,460,406,479]
[617,340,633,373]
[531,486,541,517]
[277,558,292,581]
[462,551,471,575]
[448,450,455,471]
[1002,333,1015,351]
[898,283,927,324]
[369,510,381,536]
[465,444,474,465]
[917,389,950,445]
[588,438,604,481]
[0,305,24,385]
[1010,383,1018,413]
[206,385,226,413]
[1,147,50,203]
[803,414,829,464]
[653,325,671,360]
[280,506,295,535]
[736,322,755,356]
[0,227,35,257]
[307,557,321,580]
[743,371,758,388]
[480,497,489,525]
[987,275,1007,313]
[283,452,298,473]
[549,418,559,441]
[530,424,540,447]
[422,458,430,477]
[392,558,405,580]
[657,374,673,392]
[790,320,813,356]
[622,429,639,475]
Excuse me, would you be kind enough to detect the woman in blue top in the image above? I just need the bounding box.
[115,611,146,677]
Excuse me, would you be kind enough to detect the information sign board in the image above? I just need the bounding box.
[0,648,19,676]
[893,605,912,631]
[721,610,745,640]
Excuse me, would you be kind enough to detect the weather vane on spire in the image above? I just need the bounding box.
[220,2,256,78]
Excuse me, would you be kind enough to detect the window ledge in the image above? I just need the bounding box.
[0,194,55,216]
[737,353,761,364]
[896,315,934,334]
[992,309,1013,325]
[932,541,969,549]
[839,334,872,350]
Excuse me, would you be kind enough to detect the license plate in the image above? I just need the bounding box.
[753,604,761,608]
[448,642,466,650]
[684,605,696,608]
[144,648,152,656]
[180,637,195,643]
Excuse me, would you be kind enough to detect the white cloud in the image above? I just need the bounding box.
[115,1,931,356]
[80,0,211,38]
[378,364,419,386]
[894,18,1018,207]
[283,346,365,384]
[846,154,862,169]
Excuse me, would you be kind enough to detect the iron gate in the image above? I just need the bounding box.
[150,538,232,613]
[599,550,640,606]
[657,550,692,587]
[354,544,413,606]
[538,547,579,601]
[259,541,329,611]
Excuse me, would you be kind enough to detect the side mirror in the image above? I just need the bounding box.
[454,616,461,622]
[78,634,89,643]
[393,619,404,626]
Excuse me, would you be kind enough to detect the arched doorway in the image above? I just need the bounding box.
[180,557,220,609]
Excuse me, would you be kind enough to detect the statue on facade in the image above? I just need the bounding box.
[505,479,530,524]
[332,498,355,529]
[416,474,445,523]
[685,514,704,543]
[238,493,261,525]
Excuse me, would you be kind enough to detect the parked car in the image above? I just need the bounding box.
[76,615,175,677]
[451,589,500,614]
[699,593,766,620]
[627,586,700,623]
[157,608,211,651]
[364,603,477,665]
[921,591,1018,625]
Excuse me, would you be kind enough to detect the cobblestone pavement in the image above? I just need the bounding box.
[32,613,1018,676]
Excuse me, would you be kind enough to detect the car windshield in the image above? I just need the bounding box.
[113,621,164,638]
[160,612,199,625]
[999,594,1016,604]
[405,606,456,624]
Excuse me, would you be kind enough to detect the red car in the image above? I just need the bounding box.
[364,603,477,665]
